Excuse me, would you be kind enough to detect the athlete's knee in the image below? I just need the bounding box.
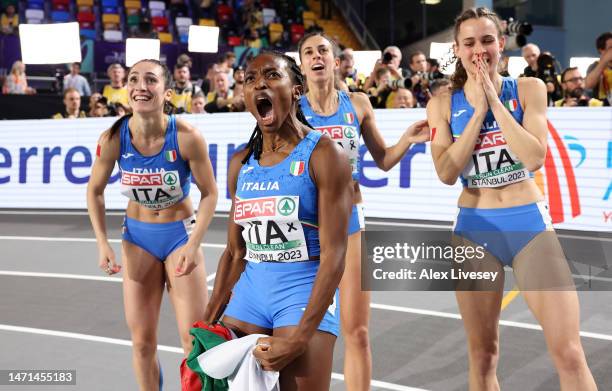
[469,342,499,376]
[550,341,586,373]
[131,337,158,358]
[343,324,370,350]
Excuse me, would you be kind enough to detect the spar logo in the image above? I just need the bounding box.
[277,197,296,216]
[344,126,356,139]
[474,131,506,150]
[537,121,582,224]
[122,172,163,186]
[234,197,276,221]
[164,172,178,187]
[316,125,343,140]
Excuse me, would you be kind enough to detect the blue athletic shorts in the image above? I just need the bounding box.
[121,215,196,261]
[453,201,553,267]
[348,203,365,235]
[224,261,340,336]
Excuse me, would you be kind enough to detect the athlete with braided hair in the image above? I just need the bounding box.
[203,51,353,390]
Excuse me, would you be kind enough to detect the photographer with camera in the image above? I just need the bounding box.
[585,32,612,106]
[554,67,604,107]
[363,46,405,92]
[367,66,393,108]
[520,43,540,77]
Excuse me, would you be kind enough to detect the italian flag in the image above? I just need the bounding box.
[290,160,305,176]
[344,112,354,124]
[504,99,518,112]
[165,150,177,162]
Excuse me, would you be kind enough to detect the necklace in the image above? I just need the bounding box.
[262,141,289,154]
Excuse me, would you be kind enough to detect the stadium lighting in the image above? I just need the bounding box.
[429,42,454,75]
[507,56,528,78]
[188,26,220,53]
[422,0,441,4]
[19,22,81,64]
[125,38,160,67]
[570,57,599,77]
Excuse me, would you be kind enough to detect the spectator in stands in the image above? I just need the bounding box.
[190,92,206,114]
[367,67,392,109]
[555,67,604,107]
[384,46,406,79]
[53,88,87,119]
[520,43,540,77]
[388,87,415,109]
[201,62,221,95]
[109,101,131,116]
[102,63,128,106]
[0,4,18,35]
[245,27,262,48]
[204,71,244,112]
[2,61,35,95]
[430,78,451,97]
[585,32,612,106]
[339,48,365,92]
[426,58,445,80]
[219,51,236,85]
[90,96,110,117]
[177,53,193,69]
[406,51,433,107]
[170,63,202,113]
[231,65,244,97]
[198,0,214,19]
[88,92,103,117]
[63,62,91,97]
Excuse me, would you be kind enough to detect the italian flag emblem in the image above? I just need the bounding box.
[504,99,518,112]
[290,161,305,176]
[344,112,354,124]
[165,150,177,162]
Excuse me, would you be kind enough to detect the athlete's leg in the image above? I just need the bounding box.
[122,241,165,391]
[165,245,209,356]
[339,230,371,391]
[274,327,336,391]
[514,231,597,391]
[454,235,505,391]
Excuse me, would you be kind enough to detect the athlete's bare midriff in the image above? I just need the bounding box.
[125,197,195,223]
[458,177,544,209]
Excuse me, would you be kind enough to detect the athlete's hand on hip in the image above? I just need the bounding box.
[253,336,307,372]
[98,242,121,275]
[175,242,200,277]
[404,119,431,143]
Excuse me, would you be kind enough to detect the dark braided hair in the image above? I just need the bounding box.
[242,51,314,164]
[107,59,174,139]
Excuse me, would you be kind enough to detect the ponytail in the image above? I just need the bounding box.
[108,113,133,138]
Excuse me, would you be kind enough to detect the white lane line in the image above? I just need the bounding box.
[371,303,612,341]
[0,324,424,391]
[3,269,612,342]
[0,236,226,248]
[0,270,215,290]
[0,210,229,218]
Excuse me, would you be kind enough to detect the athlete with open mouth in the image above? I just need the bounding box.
[203,51,354,390]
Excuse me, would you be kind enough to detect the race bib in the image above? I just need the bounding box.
[463,130,530,188]
[314,125,359,176]
[234,195,309,263]
[120,169,184,210]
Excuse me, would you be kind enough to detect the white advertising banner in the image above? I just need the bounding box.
[0,108,610,232]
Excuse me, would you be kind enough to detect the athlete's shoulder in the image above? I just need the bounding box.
[426,91,451,119]
[347,90,369,106]
[517,76,545,92]
[311,130,344,160]
[175,116,199,135]
[229,148,250,168]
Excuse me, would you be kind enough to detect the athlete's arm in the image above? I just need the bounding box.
[86,129,121,274]
[295,135,352,344]
[426,93,485,185]
[175,120,219,276]
[485,75,548,172]
[353,92,430,172]
[203,151,248,324]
